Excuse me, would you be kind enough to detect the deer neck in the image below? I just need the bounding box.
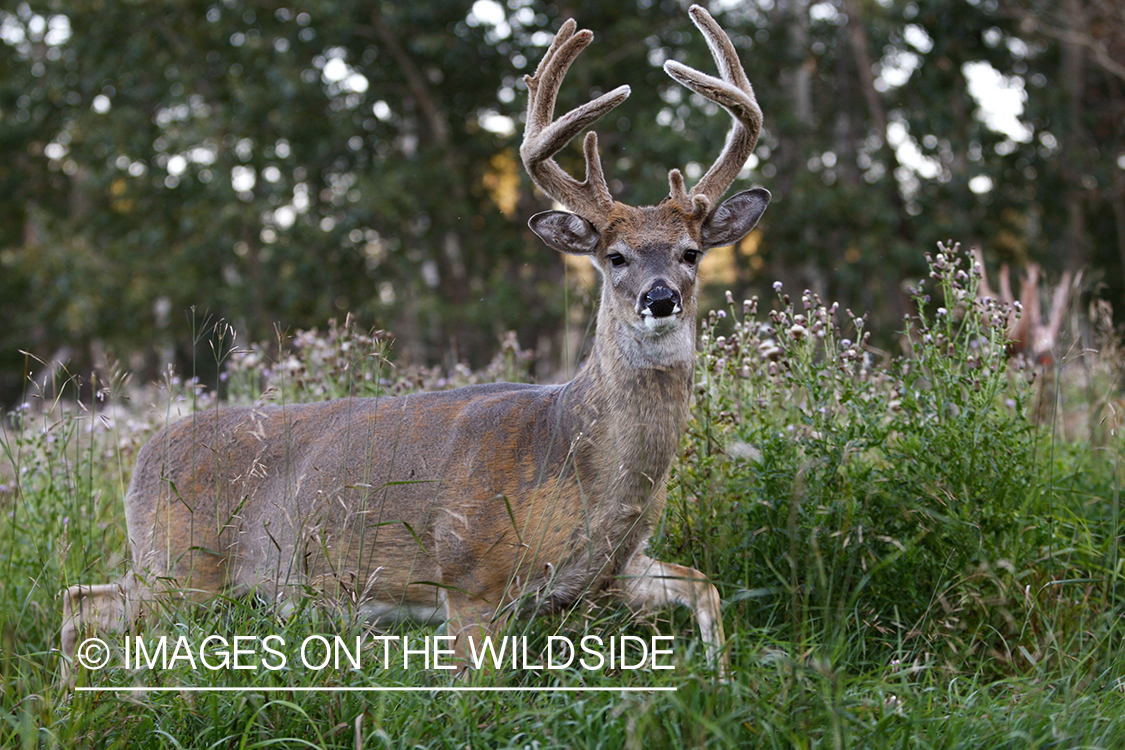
[563,305,696,498]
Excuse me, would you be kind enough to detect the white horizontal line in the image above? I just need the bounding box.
[76,685,677,693]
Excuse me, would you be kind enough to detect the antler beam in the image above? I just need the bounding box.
[521,19,630,224]
[665,5,763,214]
[522,5,761,226]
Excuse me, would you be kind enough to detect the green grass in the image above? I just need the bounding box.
[3,248,1125,748]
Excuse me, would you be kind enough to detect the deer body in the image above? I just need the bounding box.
[62,5,769,676]
[121,339,688,631]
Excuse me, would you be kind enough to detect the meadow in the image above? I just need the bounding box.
[2,244,1124,748]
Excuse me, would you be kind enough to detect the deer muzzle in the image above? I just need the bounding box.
[641,284,682,319]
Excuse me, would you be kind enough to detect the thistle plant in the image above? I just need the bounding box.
[225,314,394,403]
[673,242,1040,670]
[225,316,536,405]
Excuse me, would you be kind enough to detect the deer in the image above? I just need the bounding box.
[972,246,1071,365]
[60,5,769,680]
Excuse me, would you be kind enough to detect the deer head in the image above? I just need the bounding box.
[521,5,770,362]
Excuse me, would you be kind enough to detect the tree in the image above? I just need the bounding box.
[1,0,1121,407]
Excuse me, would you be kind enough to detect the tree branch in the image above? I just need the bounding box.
[367,6,449,145]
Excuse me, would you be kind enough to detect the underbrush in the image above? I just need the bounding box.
[2,244,1124,748]
[672,243,1085,674]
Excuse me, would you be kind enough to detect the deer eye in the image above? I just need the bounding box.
[607,253,628,267]
[682,249,700,265]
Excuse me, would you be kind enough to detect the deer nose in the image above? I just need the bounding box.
[644,285,681,318]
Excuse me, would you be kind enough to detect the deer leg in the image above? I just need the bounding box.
[60,573,148,682]
[617,551,727,674]
[444,593,510,676]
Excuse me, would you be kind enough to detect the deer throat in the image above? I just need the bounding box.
[567,350,693,503]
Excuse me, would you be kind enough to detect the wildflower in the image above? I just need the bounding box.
[759,340,782,361]
[773,280,783,292]
[727,441,762,462]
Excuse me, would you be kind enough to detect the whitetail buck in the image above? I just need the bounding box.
[61,5,769,677]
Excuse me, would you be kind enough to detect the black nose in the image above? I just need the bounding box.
[645,286,680,318]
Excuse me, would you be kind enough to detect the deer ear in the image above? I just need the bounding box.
[529,211,601,255]
[701,188,770,249]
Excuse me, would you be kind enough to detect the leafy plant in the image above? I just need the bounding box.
[671,242,1044,670]
[3,244,1125,748]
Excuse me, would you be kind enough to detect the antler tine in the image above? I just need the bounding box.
[664,5,762,211]
[521,20,630,224]
[1036,270,1071,357]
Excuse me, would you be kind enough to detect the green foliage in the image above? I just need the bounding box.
[2,1,1123,406]
[2,244,1124,747]
[668,243,1112,676]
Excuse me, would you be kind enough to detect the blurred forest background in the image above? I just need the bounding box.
[1,0,1123,406]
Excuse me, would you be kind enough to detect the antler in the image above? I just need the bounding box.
[521,19,631,225]
[522,7,760,223]
[664,5,763,216]
[973,247,1072,361]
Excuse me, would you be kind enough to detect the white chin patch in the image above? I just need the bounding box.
[640,312,680,334]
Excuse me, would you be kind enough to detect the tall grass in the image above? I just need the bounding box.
[676,243,1051,671]
[2,246,1124,748]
